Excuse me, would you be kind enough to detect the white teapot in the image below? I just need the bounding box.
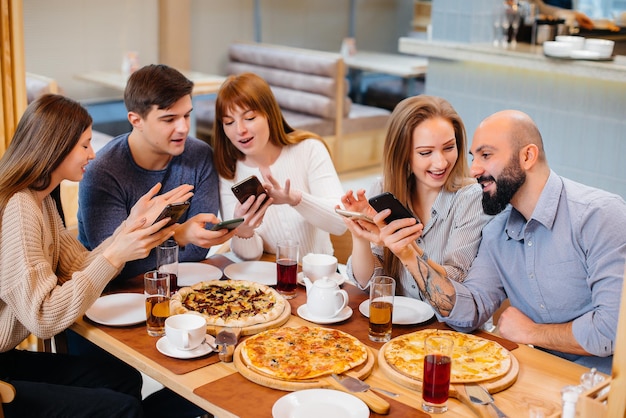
[303,276,349,318]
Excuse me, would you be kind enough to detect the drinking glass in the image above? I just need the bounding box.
[422,335,454,413]
[276,240,299,299]
[157,239,179,294]
[144,271,170,336]
[368,276,395,342]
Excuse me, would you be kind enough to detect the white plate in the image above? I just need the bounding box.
[85,293,146,326]
[297,304,353,325]
[359,296,434,325]
[223,261,277,285]
[156,334,216,359]
[272,388,368,418]
[178,262,222,286]
[297,272,345,287]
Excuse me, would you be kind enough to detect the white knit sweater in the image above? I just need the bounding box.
[219,139,347,260]
[0,189,121,351]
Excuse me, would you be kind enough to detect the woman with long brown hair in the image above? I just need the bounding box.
[0,94,191,417]
[213,72,346,260]
[342,95,491,298]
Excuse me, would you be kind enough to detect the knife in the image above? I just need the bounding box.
[323,374,390,414]
[331,373,399,397]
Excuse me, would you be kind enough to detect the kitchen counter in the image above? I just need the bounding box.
[399,38,626,83]
[398,37,626,199]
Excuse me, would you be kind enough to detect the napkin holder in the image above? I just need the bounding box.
[576,378,610,417]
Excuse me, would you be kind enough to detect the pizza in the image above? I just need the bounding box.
[240,326,368,380]
[383,329,511,383]
[170,280,286,328]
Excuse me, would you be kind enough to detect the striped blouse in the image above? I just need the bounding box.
[347,179,492,299]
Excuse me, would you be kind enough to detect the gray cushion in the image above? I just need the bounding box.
[229,43,342,78]
[342,104,391,135]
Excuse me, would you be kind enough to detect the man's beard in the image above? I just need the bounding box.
[479,157,526,216]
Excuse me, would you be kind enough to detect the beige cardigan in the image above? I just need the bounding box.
[0,189,121,351]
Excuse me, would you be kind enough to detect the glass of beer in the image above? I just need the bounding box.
[368,276,395,342]
[422,335,454,413]
[144,271,170,336]
[276,240,299,299]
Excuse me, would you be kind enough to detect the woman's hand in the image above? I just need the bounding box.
[127,183,194,226]
[375,209,423,263]
[103,217,177,268]
[340,190,382,245]
[233,193,273,238]
[263,173,302,206]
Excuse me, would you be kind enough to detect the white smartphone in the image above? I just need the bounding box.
[335,208,374,223]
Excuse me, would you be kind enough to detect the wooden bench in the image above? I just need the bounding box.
[194,42,391,173]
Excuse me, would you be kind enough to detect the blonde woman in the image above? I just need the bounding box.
[342,95,491,298]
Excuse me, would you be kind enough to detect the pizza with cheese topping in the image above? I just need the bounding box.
[240,326,368,380]
[170,280,286,328]
[383,329,511,383]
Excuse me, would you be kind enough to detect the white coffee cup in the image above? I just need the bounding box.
[302,253,338,282]
[165,314,206,351]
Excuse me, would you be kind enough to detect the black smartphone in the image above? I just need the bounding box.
[210,217,245,231]
[231,175,266,204]
[335,208,374,223]
[152,202,190,228]
[368,192,417,224]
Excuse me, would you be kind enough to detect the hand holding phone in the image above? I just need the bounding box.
[152,202,190,228]
[210,217,245,231]
[231,175,266,204]
[368,192,417,224]
[335,208,374,223]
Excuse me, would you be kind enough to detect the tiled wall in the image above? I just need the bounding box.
[424,59,626,199]
[431,0,497,43]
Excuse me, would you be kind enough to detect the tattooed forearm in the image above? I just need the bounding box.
[405,256,455,316]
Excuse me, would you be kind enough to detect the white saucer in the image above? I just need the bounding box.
[85,293,146,326]
[272,388,368,418]
[178,262,222,286]
[156,334,216,359]
[359,296,434,325]
[297,271,345,286]
[297,304,353,324]
[223,261,277,285]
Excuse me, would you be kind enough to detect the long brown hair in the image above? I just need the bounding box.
[213,72,325,179]
[381,95,473,279]
[0,94,92,222]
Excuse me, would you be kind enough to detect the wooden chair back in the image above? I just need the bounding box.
[0,380,16,418]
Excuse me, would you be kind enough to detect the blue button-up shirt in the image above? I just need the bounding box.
[445,171,626,374]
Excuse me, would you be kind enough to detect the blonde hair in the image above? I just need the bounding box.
[381,95,473,279]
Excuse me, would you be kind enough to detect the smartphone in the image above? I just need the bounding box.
[210,217,245,231]
[231,175,266,204]
[152,202,190,228]
[335,208,374,223]
[368,192,417,224]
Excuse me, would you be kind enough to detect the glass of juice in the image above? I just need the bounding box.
[144,271,170,336]
[368,276,395,342]
[422,335,454,413]
[276,240,299,299]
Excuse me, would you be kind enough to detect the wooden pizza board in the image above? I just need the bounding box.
[378,338,519,418]
[234,342,389,414]
[204,300,291,337]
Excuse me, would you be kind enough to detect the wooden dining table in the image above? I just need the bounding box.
[70,254,590,418]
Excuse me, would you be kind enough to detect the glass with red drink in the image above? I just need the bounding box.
[276,240,299,299]
[422,335,454,413]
